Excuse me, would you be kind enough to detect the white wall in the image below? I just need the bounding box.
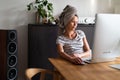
[0,0,120,80]
[50,0,97,17]
[50,0,117,17]
[113,0,120,13]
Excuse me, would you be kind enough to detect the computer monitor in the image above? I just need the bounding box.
[92,13,120,62]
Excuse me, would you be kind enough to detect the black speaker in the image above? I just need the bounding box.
[0,30,18,80]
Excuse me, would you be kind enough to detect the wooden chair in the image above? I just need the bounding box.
[25,68,63,80]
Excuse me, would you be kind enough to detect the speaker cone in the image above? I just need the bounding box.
[8,42,17,54]
[9,31,16,41]
[7,68,17,80]
[8,55,17,67]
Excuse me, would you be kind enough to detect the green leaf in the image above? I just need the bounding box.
[47,3,53,11]
[35,0,38,3]
[27,0,54,21]
[27,5,31,10]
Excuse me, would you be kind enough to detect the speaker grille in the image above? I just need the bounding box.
[9,31,17,41]
[8,55,17,67]
[0,30,18,80]
[7,30,18,80]
[7,42,17,54]
[7,68,17,80]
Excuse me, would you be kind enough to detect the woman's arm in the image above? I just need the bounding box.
[78,36,91,58]
[57,44,82,64]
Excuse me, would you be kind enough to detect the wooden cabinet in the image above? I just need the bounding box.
[28,24,58,69]
[28,24,94,69]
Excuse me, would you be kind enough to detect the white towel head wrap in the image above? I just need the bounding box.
[58,5,78,28]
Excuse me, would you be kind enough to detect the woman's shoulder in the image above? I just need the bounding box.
[76,30,85,34]
[57,35,66,41]
[56,35,68,45]
[57,35,64,39]
[76,30,85,37]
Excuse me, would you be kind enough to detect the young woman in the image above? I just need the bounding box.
[56,5,91,64]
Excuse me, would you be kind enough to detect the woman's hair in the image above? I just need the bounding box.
[58,5,78,35]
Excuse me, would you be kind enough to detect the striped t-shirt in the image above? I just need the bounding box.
[56,30,85,55]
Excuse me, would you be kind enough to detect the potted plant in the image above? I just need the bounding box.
[27,0,54,24]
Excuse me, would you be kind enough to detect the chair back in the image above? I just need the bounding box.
[25,68,52,80]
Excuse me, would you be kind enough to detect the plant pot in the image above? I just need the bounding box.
[36,12,48,24]
[42,17,48,24]
[36,12,42,24]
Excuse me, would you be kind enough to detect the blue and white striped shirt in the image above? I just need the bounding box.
[56,30,85,55]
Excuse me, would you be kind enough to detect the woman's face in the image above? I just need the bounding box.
[65,16,78,31]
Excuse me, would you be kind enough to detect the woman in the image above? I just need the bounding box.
[56,5,91,65]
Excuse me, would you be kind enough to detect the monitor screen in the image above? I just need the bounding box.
[92,13,120,62]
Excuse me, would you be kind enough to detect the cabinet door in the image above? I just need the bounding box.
[28,25,58,69]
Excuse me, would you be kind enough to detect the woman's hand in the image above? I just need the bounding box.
[69,56,83,65]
